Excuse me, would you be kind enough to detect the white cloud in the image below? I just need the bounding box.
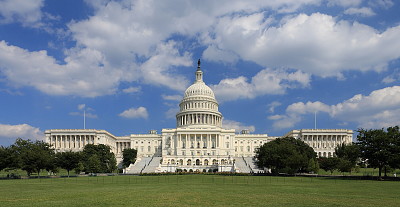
[162,94,182,102]
[269,101,330,129]
[382,69,399,84]
[122,86,141,94]
[0,123,43,141]
[202,45,239,64]
[270,86,400,129]
[368,0,394,9]
[165,107,179,119]
[327,0,362,7]
[119,107,149,119]
[206,12,400,78]
[0,0,44,26]
[222,119,255,133]
[0,39,192,97]
[138,41,192,91]
[0,41,131,97]
[268,101,282,113]
[212,68,310,102]
[344,7,376,16]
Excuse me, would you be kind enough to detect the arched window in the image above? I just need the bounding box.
[196,159,201,165]
[179,159,183,165]
[187,159,192,165]
[171,159,175,165]
[212,159,218,165]
[204,159,209,165]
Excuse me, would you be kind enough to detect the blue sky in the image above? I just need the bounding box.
[1,0,400,146]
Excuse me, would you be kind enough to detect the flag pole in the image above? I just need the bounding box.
[84,109,86,129]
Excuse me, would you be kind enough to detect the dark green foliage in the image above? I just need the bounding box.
[122,148,137,168]
[335,143,360,164]
[0,146,12,171]
[81,144,117,173]
[357,126,400,178]
[336,159,353,174]
[318,157,340,174]
[9,138,55,177]
[55,151,81,177]
[255,137,317,174]
[335,143,360,173]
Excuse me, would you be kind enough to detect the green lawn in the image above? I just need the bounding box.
[1,175,399,207]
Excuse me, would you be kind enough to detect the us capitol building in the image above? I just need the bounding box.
[45,60,353,173]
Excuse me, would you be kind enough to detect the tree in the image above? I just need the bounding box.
[86,154,101,173]
[387,126,400,170]
[81,144,117,173]
[255,137,317,174]
[122,148,137,168]
[357,127,400,179]
[307,158,319,173]
[335,143,360,174]
[318,157,339,174]
[0,146,12,171]
[9,138,55,177]
[56,151,81,177]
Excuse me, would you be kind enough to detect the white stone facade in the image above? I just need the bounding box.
[45,61,353,173]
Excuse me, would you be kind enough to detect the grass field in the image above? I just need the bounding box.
[1,175,399,207]
[3,167,399,178]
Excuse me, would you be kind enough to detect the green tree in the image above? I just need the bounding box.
[335,143,360,174]
[337,159,353,174]
[387,126,400,171]
[87,154,101,173]
[0,146,12,171]
[9,139,55,177]
[82,144,117,173]
[56,151,81,177]
[357,127,400,178]
[255,137,317,174]
[318,157,339,174]
[307,158,319,173]
[122,148,137,168]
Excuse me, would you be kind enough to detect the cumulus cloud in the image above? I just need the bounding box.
[327,0,362,7]
[0,124,43,143]
[0,0,44,26]
[122,86,141,94]
[268,101,282,113]
[222,119,255,133]
[0,39,192,97]
[205,12,400,78]
[344,7,376,16]
[270,86,400,129]
[119,107,149,119]
[162,94,182,101]
[212,68,310,102]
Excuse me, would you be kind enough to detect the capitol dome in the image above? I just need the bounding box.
[176,60,222,128]
[183,81,215,100]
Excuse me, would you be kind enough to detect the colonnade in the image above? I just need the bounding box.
[177,134,219,150]
[116,142,130,154]
[302,134,349,149]
[50,135,95,149]
[177,113,222,127]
